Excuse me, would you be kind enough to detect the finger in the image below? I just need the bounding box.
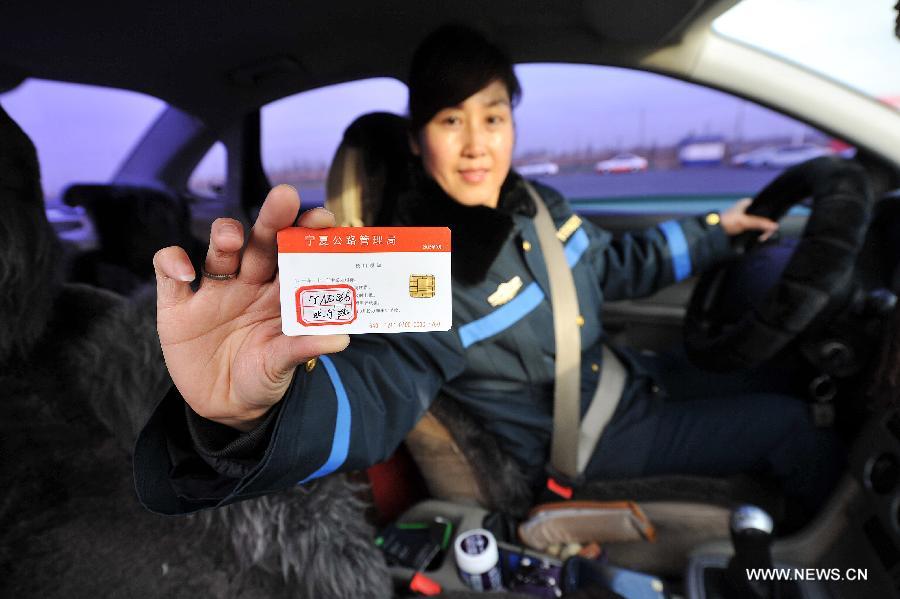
[268,333,351,380]
[743,215,779,232]
[296,207,336,228]
[204,218,244,277]
[240,185,301,285]
[153,246,195,308]
[757,222,779,242]
[744,216,778,242]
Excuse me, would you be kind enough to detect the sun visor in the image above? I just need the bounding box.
[0,64,27,94]
[583,0,707,44]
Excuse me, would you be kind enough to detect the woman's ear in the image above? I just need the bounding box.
[408,132,420,156]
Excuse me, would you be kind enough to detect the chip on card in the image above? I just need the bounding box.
[277,227,452,335]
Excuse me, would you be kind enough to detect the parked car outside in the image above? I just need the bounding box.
[594,152,648,174]
[677,134,726,166]
[731,145,778,168]
[764,143,834,168]
[516,161,560,176]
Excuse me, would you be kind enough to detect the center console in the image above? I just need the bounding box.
[385,406,900,598]
[386,499,668,597]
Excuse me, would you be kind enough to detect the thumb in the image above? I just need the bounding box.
[743,215,779,233]
[268,333,351,380]
[757,219,780,242]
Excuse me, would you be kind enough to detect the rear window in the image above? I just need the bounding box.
[0,79,166,203]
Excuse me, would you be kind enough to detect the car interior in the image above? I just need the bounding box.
[2,1,900,598]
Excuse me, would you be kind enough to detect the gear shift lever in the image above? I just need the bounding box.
[725,505,776,599]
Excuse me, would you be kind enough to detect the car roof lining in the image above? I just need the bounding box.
[0,0,709,124]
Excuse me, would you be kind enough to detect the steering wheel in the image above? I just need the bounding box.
[684,156,875,372]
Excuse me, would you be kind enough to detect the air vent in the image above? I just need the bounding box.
[866,453,900,494]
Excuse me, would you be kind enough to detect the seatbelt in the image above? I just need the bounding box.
[529,184,582,480]
[525,182,627,487]
[578,345,626,473]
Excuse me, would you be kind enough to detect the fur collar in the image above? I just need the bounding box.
[393,168,535,285]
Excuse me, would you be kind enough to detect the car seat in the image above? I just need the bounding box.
[63,183,204,295]
[0,104,392,598]
[325,111,413,228]
[0,104,64,365]
[326,111,785,576]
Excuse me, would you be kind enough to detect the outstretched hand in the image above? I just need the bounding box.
[720,197,779,242]
[152,185,349,432]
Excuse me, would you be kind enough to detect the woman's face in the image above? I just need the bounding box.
[413,80,514,209]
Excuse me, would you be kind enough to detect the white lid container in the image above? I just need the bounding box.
[454,528,502,591]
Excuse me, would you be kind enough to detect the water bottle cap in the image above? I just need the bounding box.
[454,528,499,575]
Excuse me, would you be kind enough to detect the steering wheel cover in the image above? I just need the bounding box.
[685,156,874,371]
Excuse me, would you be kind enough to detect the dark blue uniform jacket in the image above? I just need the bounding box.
[133,174,732,515]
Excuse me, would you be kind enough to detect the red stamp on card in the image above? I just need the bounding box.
[295,284,357,326]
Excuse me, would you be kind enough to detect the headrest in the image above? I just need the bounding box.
[341,111,411,177]
[63,183,194,276]
[327,112,413,227]
[64,183,187,215]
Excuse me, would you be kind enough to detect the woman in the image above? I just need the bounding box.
[138,25,840,517]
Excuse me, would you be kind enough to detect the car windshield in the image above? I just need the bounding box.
[714,0,900,109]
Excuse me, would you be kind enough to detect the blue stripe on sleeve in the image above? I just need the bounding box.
[458,282,545,348]
[564,228,589,267]
[298,355,351,484]
[457,225,589,349]
[657,220,692,282]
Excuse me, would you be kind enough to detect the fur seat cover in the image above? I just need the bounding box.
[0,104,391,598]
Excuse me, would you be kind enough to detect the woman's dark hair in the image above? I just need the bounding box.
[408,24,521,132]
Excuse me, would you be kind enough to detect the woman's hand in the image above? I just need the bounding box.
[720,198,779,241]
[152,185,350,432]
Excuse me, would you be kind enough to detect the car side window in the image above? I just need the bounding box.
[1,79,165,201]
[260,78,408,209]
[0,79,165,247]
[512,64,846,214]
[187,141,226,199]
